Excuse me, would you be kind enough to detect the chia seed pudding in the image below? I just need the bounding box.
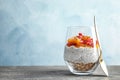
[64,33,99,71]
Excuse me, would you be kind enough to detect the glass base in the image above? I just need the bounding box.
[72,72,92,75]
[65,61,98,75]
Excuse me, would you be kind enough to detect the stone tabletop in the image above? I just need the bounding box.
[0,66,119,80]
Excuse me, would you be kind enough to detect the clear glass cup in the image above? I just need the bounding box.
[64,26,99,75]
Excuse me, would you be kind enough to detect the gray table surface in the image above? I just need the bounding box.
[0,66,119,80]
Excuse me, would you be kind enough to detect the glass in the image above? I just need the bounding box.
[64,26,99,75]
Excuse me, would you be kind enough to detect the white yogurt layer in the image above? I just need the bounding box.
[64,46,98,64]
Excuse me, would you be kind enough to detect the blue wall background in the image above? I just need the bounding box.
[0,0,120,66]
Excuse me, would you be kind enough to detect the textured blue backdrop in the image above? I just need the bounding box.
[0,0,120,65]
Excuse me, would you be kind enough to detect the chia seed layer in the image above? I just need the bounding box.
[64,46,98,64]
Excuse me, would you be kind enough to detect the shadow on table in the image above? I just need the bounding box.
[39,70,110,80]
